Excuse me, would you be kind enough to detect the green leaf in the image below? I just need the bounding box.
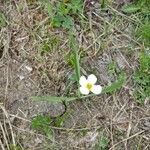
[69,34,81,96]
[62,16,74,29]
[31,96,77,103]
[31,115,53,140]
[68,0,83,14]
[31,115,52,129]
[122,4,141,13]
[69,34,80,83]
[51,14,64,27]
[57,2,70,15]
[102,72,126,94]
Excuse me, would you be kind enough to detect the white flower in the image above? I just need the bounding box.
[79,74,102,95]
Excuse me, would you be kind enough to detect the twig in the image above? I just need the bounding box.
[108,5,142,24]
[0,105,16,148]
[0,139,5,150]
[0,122,10,150]
[109,130,145,150]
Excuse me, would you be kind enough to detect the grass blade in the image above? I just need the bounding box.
[69,34,80,83]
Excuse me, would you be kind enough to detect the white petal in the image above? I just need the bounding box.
[80,86,90,95]
[79,76,87,86]
[87,74,97,84]
[91,85,102,95]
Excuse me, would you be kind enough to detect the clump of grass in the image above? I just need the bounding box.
[94,130,109,150]
[122,0,150,46]
[133,52,150,105]
[122,0,150,14]
[97,136,109,150]
[136,22,150,46]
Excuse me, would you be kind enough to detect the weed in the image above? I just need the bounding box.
[95,132,109,150]
[98,136,109,149]
[45,0,83,29]
[31,112,70,139]
[31,115,53,140]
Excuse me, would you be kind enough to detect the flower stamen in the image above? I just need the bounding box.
[86,83,93,91]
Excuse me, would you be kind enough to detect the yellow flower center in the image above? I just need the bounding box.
[86,83,93,91]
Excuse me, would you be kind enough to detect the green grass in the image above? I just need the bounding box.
[95,130,109,150]
[44,0,83,30]
[9,144,22,150]
[31,115,54,140]
[31,112,70,140]
[121,0,150,46]
[133,52,150,105]
[122,0,150,14]
[102,72,127,94]
[120,0,150,104]
[0,12,7,28]
[136,22,150,46]
[69,34,81,84]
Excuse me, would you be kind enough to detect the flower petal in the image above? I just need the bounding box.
[80,86,90,95]
[87,74,97,84]
[91,85,102,95]
[79,76,87,86]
